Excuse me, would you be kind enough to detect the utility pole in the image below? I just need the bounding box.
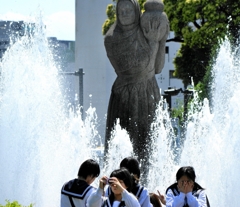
[59,68,85,119]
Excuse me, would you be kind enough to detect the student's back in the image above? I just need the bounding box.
[60,159,100,207]
[61,179,95,207]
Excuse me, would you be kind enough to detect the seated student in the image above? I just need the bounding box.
[87,168,140,207]
[61,159,100,207]
[106,157,153,207]
[165,166,209,207]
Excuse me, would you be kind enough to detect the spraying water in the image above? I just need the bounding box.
[179,41,240,206]
[0,16,239,207]
[102,119,134,177]
[0,18,100,206]
[148,41,240,207]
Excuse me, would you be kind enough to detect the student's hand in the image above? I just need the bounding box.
[108,177,125,193]
[185,181,194,194]
[99,176,108,189]
[157,190,166,205]
[177,180,186,193]
[178,180,194,194]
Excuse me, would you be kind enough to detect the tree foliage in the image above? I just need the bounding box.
[165,0,240,47]
[102,0,240,100]
[164,0,240,100]
[0,200,33,207]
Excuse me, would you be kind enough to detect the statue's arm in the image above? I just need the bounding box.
[155,27,169,74]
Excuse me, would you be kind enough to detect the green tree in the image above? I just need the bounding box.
[164,0,240,99]
[164,0,240,47]
[174,44,211,87]
[0,200,33,207]
[171,99,184,124]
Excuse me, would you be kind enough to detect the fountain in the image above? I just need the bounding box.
[0,17,239,207]
[148,40,240,206]
[0,19,101,206]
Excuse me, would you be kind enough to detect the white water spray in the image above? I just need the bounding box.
[179,41,240,206]
[0,16,239,207]
[0,19,100,206]
[102,119,134,177]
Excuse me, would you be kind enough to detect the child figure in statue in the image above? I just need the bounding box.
[104,0,169,179]
[141,0,169,53]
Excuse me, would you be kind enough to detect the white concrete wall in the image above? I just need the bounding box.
[75,0,115,137]
[156,31,183,93]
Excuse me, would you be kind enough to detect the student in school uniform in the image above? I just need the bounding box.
[87,168,140,207]
[165,166,210,207]
[61,159,100,207]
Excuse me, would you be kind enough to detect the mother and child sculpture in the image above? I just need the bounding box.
[104,0,169,177]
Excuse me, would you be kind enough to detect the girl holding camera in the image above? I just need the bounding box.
[87,168,140,207]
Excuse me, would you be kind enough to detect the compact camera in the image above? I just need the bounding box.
[107,178,112,185]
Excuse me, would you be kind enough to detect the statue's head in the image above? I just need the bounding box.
[116,0,141,30]
[140,7,169,42]
[144,0,164,12]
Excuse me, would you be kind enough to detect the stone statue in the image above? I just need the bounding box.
[104,0,169,176]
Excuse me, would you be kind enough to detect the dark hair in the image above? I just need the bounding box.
[77,159,100,179]
[149,193,162,207]
[176,166,196,182]
[110,168,133,192]
[120,157,140,179]
[175,166,207,199]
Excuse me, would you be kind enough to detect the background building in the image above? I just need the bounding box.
[75,0,114,138]
[48,37,76,107]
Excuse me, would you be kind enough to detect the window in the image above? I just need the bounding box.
[169,70,176,79]
[165,46,169,54]
[165,46,169,62]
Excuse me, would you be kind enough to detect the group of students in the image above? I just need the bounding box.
[61,157,209,207]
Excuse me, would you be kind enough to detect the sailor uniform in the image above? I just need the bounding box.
[166,183,209,207]
[87,187,140,207]
[61,179,96,207]
[105,184,152,207]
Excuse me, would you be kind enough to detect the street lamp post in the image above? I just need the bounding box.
[59,68,85,119]
[75,68,84,115]
[163,86,194,145]
[181,88,194,122]
[163,87,183,111]
[163,87,193,119]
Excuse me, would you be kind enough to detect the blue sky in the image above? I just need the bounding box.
[0,0,75,40]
